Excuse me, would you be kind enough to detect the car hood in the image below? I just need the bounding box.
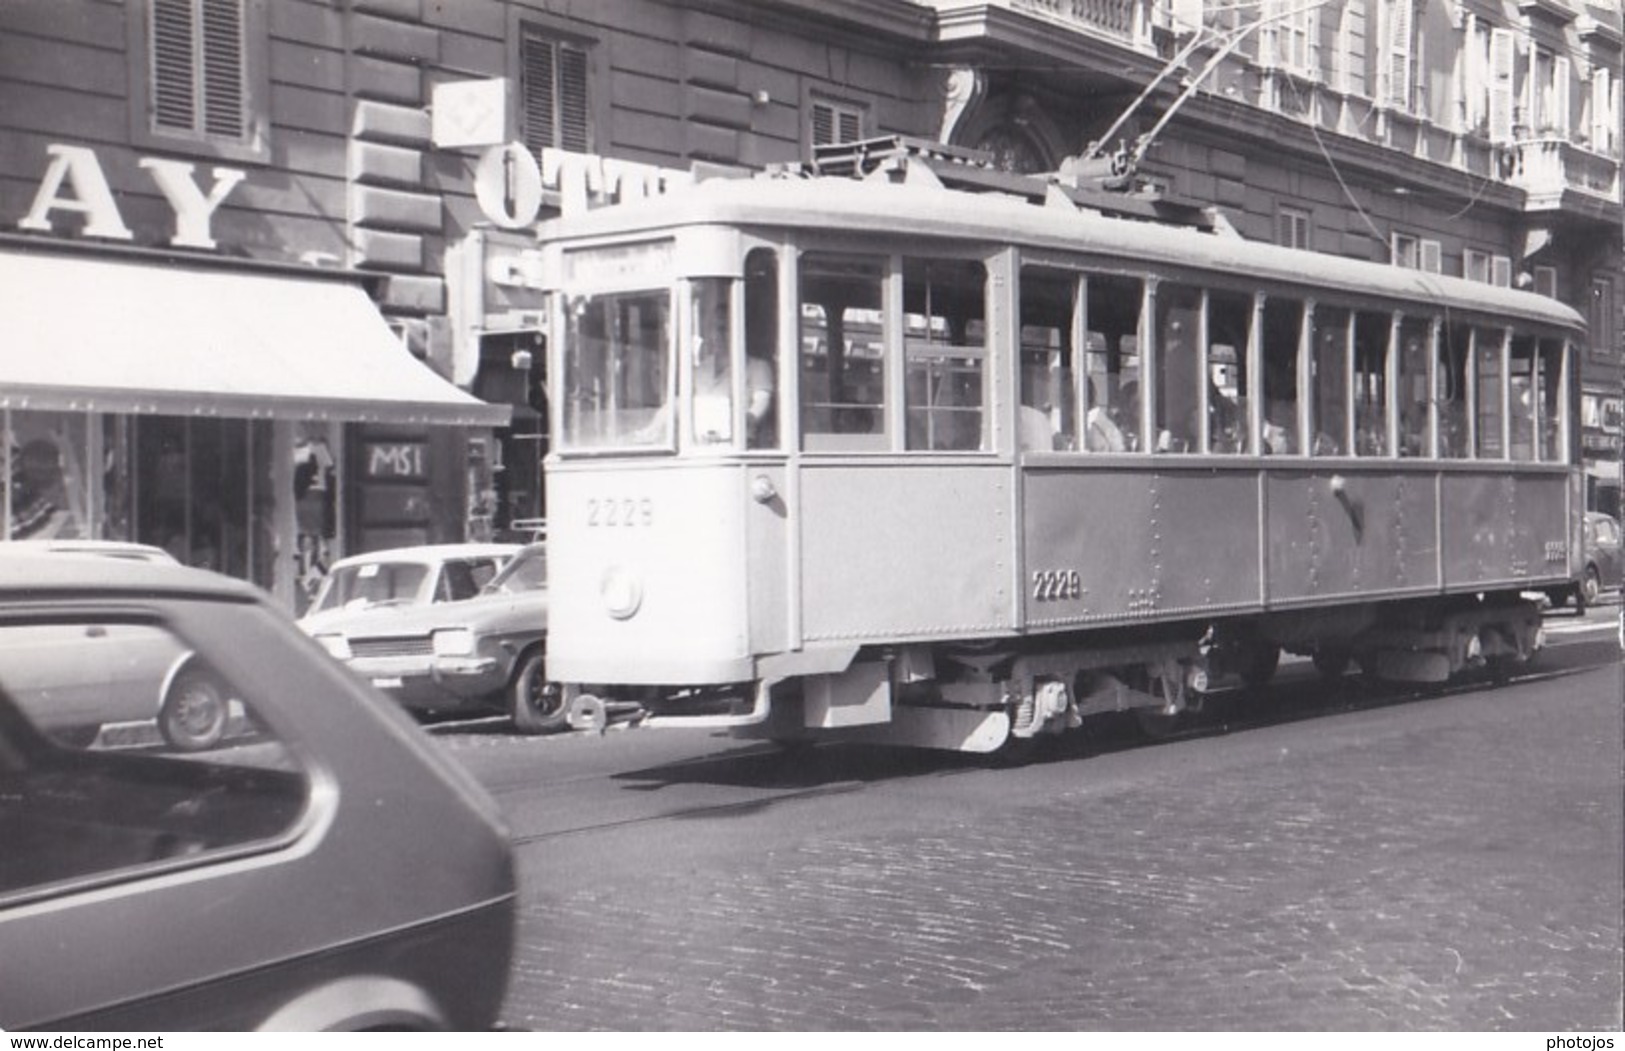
[299,589,547,639]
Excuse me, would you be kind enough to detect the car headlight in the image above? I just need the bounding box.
[315,633,352,660]
[432,628,476,657]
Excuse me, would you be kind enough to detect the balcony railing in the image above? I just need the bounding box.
[1511,135,1622,208]
[918,0,1153,45]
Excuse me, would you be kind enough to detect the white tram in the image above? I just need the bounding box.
[538,147,1584,753]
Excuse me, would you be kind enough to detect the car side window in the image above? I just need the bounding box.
[440,561,482,602]
[0,618,309,904]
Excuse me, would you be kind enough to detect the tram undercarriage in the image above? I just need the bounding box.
[573,591,1546,754]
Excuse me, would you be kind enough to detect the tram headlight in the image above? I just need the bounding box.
[600,564,644,620]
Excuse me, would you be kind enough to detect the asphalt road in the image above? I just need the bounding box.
[436,607,1623,1032]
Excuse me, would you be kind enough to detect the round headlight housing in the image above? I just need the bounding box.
[600,564,644,620]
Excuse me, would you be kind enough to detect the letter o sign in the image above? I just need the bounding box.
[474,143,544,230]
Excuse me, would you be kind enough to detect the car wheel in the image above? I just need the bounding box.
[1582,566,1601,606]
[159,665,230,752]
[508,649,567,734]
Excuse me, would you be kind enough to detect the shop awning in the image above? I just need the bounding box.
[0,248,510,427]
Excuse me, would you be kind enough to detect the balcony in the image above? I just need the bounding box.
[1510,134,1622,212]
[915,0,1156,47]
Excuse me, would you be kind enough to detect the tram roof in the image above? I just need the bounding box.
[539,175,1586,333]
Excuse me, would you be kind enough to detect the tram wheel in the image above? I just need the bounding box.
[1239,643,1281,687]
[1311,647,1352,679]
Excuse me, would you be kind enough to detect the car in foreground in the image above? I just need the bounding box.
[0,539,232,750]
[298,543,521,627]
[303,542,560,733]
[0,555,515,1031]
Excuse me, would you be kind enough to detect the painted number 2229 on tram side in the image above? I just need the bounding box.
[538,158,1584,756]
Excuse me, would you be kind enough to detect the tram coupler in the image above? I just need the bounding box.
[564,689,648,734]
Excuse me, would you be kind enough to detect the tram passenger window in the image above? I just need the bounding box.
[1085,274,1144,452]
[904,258,987,452]
[1475,328,1506,458]
[1153,284,1202,454]
[1397,317,1432,457]
[1536,338,1565,462]
[1353,310,1391,456]
[800,254,886,451]
[1018,267,1079,451]
[744,249,780,450]
[1508,333,1537,461]
[1206,291,1251,454]
[1438,323,1472,458]
[1261,297,1303,455]
[1310,306,1350,456]
[561,288,672,451]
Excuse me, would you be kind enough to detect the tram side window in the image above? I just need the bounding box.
[690,278,735,445]
[561,289,671,451]
[1261,297,1303,455]
[1508,332,1537,462]
[1536,338,1565,462]
[904,258,987,452]
[1153,284,1202,454]
[1018,267,1079,451]
[744,248,780,450]
[1206,291,1251,454]
[1353,310,1391,456]
[1397,317,1432,457]
[1084,274,1144,452]
[1475,328,1506,458]
[1310,306,1350,456]
[800,253,886,451]
[1438,322,1472,458]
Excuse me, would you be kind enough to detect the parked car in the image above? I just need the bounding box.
[0,538,233,750]
[0,555,515,1031]
[303,542,561,733]
[298,543,521,628]
[1547,512,1623,610]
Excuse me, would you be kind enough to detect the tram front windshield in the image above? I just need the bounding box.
[560,288,672,451]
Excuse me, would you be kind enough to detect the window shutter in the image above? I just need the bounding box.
[1385,0,1413,109]
[199,0,244,138]
[151,0,197,131]
[812,102,862,147]
[1552,55,1570,135]
[1488,28,1515,141]
[838,108,862,143]
[812,102,834,146]
[1534,266,1557,297]
[521,28,556,156]
[1421,240,1442,274]
[558,44,590,152]
[1491,255,1512,287]
[1258,0,1279,68]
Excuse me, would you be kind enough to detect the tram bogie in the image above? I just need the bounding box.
[542,155,1584,756]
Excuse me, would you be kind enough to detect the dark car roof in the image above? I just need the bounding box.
[0,554,258,601]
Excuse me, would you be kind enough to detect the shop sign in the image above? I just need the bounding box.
[1582,431,1622,456]
[362,441,429,481]
[16,144,245,250]
[471,144,691,227]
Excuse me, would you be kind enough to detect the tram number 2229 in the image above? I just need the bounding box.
[1032,569,1082,602]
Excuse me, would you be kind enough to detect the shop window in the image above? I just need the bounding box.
[1261,297,1304,454]
[519,23,592,157]
[903,259,987,452]
[129,0,268,161]
[799,253,887,451]
[1311,306,1351,456]
[2,412,94,542]
[1353,310,1392,456]
[133,417,275,585]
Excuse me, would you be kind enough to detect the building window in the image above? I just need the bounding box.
[1380,0,1423,113]
[1588,65,1619,155]
[811,98,866,148]
[1591,273,1617,361]
[1465,248,1492,283]
[520,24,592,156]
[129,0,265,159]
[1534,266,1558,298]
[1392,231,1419,269]
[1261,0,1320,76]
[1277,207,1312,249]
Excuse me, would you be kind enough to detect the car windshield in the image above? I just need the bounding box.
[484,548,546,594]
[313,562,429,611]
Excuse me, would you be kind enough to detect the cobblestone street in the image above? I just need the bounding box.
[493,657,1623,1031]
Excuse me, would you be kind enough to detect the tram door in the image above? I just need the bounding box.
[788,250,1014,649]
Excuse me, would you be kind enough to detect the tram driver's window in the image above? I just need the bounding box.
[1438,322,1472,458]
[1397,316,1432,457]
[1310,306,1351,456]
[1153,284,1202,454]
[1261,297,1304,455]
[903,258,987,452]
[1018,267,1079,451]
[1084,273,1144,452]
[1207,291,1252,454]
[1475,328,1506,458]
[1508,332,1537,461]
[1353,310,1391,456]
[799,253,886,451]
[1536,337,1565,462]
